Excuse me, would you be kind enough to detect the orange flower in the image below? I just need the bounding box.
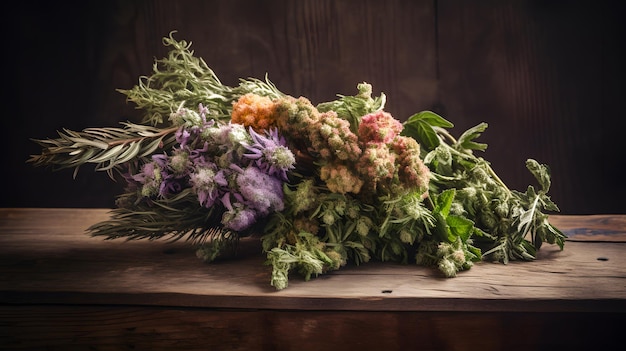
[231,93,277,131]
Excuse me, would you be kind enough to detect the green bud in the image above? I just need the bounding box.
[399,229,414,244]
[494,201,509,218]
[438,258,458,277]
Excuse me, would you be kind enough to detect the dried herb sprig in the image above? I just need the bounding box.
[28,122,178,178]
[119,31,284,126]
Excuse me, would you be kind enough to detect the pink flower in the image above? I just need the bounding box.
[392,136,430,191]
[358,143,396,182]
[358,111,403,144]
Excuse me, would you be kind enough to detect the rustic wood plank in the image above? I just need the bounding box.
[549,215,626,242]
[1,305,622,351]
[1,209,624,313]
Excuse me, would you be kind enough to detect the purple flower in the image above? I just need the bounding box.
[236,166,285,216]
[243,127,295,180]
[171,104,216,148]
[131,161,163,198]
[220,193,258,231]
[189,165,223,208]
[150,150,190,197]
[175,127,192,148]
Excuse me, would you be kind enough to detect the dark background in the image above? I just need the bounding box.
[4,0,625,214]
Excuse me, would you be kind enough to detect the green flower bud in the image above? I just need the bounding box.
[494,201,509,218]
[438,258,458,277]
[356,217,372,236]
[399,229,414,244]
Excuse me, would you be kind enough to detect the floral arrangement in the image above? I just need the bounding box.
[29,33,565,290]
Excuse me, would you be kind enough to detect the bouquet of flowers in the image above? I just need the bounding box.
[29,32,565,290]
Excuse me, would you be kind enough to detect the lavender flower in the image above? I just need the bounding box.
[189,163,224,208]
[237,166,285,216]
[131,161,163,198]
[170,104,215,148]
[220,193,258,231]
[243,127,295,180]
[152,149,190,197]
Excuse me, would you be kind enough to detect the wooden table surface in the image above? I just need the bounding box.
[1,208,625,350]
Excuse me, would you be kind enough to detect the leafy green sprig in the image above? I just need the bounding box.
[89,188,214,240]
[317,82,386,133]
[120,31,284,126]
[402,111,566,269]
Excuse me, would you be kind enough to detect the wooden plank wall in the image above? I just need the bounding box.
[5,0,625,214]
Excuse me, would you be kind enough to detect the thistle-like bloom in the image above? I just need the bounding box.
[131,161,163,198]
[189,163,224,208]
[169,104,202,128]
[243,127,295,180]
[236,166,285,216]
[220,192,258,231]
[171,104,215,148]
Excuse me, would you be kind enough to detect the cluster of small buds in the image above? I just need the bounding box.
[435,239,473,277]
[355,111,430,197]
[272,96,365,195]
[391,134,430,193]
[311,111,362,161]
[357,142,396,186]
[320,163,364,194]
[231,93,277,132]
[358,110,403,144]
[288,179,318,215]
[356,216,374,237]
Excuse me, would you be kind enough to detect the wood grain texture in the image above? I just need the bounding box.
[1,208,624,312]
[7,0,625,214]
[1,305,622,351]
[435,0,626,214]
[1,208,624,350]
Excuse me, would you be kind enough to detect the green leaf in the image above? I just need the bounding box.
[446,215,475,242]
[516,188,539,233]
[406,110,454,128]
[431,189,459,243]
[402,111,453,151]
[433,212,454,243]
[466,243,483,261]
[540,195,560,212]
[434,188,456,217]
[525,159,551,192]
[539,220,567,250]
[455,123,488,152]
[402,120,440,150]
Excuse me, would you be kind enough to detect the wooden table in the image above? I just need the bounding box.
[1,208,624,350]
